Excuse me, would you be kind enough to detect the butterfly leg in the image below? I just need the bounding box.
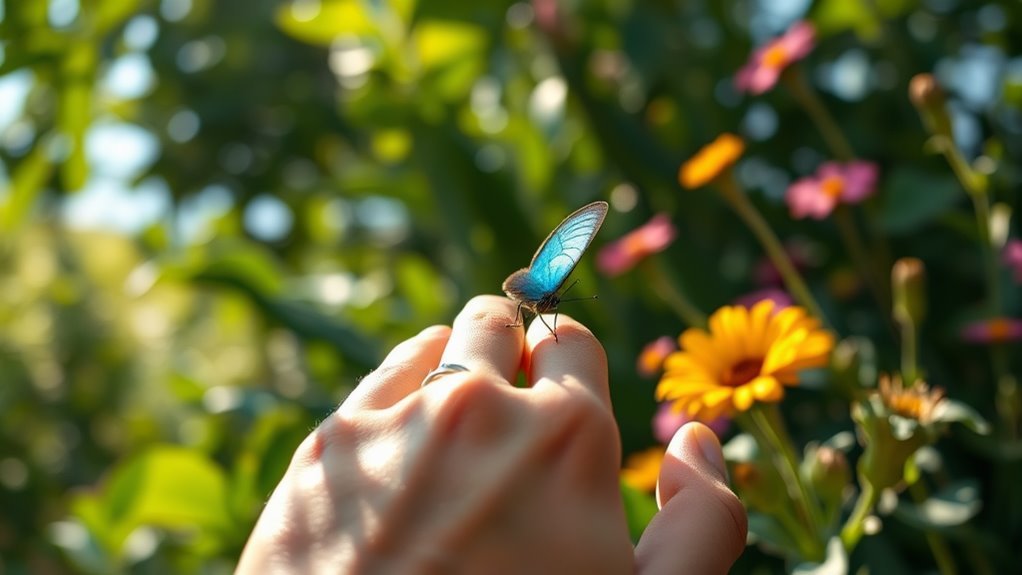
[505,302,525,329]
[536,312,558,342]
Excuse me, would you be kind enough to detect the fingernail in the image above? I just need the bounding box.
[691,424,729,483]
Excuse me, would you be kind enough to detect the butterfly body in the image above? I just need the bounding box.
[502,201,609,340]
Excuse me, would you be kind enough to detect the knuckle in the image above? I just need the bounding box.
[432,374,513,439]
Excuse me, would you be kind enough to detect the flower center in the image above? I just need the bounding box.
[722,358,763,388]
[762,44,790,69]
[622,233,648,257]
[887,393,926,420]
[820,175,845,199]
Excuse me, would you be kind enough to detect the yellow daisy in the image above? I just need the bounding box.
[678,133,745,189]
[656,300,834,421]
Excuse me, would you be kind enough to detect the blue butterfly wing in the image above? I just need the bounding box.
[520,201,608,299]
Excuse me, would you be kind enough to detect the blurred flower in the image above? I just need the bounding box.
[1002,239,1022,283]
[637,336,677,377]
[733,287,793,311]
[652,402,731,444]
[961,317,1022,344]
[678,133,745,189]
[656,300,834,421]
[735,21,815,95]
[786,161,879,220]
[853,374,988,491]
[620,446,665,493]
[597,213,677,276]
[878,373,944,425]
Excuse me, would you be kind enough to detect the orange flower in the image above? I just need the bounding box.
[877,374,944,425]
[656,300,834,421]
[637,336,678,377]
[620,446,666,493]
[678,133,745,189]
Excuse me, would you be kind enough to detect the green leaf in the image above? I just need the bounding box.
[893,480,982,529]
[104,447,232,534]
[746,512,801,558]
[95,0,143,35]
[932,399,991,435]
[230,407,310,523]
[620,481,658,542]
[877,168,964,235]
[811,0,917,41]
[68,447,234,560]
[275,0,377,46]
[59,41,97,192]
[792,537,848,574]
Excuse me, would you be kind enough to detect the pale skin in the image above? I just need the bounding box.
[237,295,747,574]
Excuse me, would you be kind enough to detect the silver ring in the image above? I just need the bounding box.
[420,363,470,387]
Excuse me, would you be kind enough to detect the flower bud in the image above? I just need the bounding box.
[892,258,926,328]
[806,446,850,504]
[909,74,952,139]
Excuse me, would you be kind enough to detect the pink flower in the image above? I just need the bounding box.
[1002,239,1022,284]
[637,336,677,377]
[734,288,793,310]
[653,402,731,444]
[961,318,1022,344]
[735,21,816,95]
[596,213,677,277]
[786,161,879,220]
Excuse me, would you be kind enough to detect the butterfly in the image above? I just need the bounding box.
[502,200,609,341]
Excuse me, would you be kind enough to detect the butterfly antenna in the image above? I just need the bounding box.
[560,278,581,297]
[559,279,599,304]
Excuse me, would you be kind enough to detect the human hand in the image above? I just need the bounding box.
[237,295,746,574]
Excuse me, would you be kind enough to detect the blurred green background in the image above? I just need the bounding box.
[2,0,1022,572]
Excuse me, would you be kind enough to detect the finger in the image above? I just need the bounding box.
[525,313,611,410]
[437,295,526,383]
[635,423,748,575]
[339,325,451,412]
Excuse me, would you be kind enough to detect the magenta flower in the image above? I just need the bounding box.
[961,318,1022,344]
[786,161,879,220]
[735,21,816,95]
[653,402,731,444]
[1002,239,1022,284]
[637,336,677,377]
[734,288,793,311]
[596,213,677,277]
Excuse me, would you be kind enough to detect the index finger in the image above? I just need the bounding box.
[525,313,611,410]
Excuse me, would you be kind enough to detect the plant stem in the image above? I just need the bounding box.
[748,405,826,561]
[839,481,878,551]
[908,480,958,575]
[782,66,856,162]
[716,171,829,325]
[641,258,707,329]
[899,316,919,385]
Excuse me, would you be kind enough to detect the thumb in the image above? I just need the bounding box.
[634,423,748,575]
